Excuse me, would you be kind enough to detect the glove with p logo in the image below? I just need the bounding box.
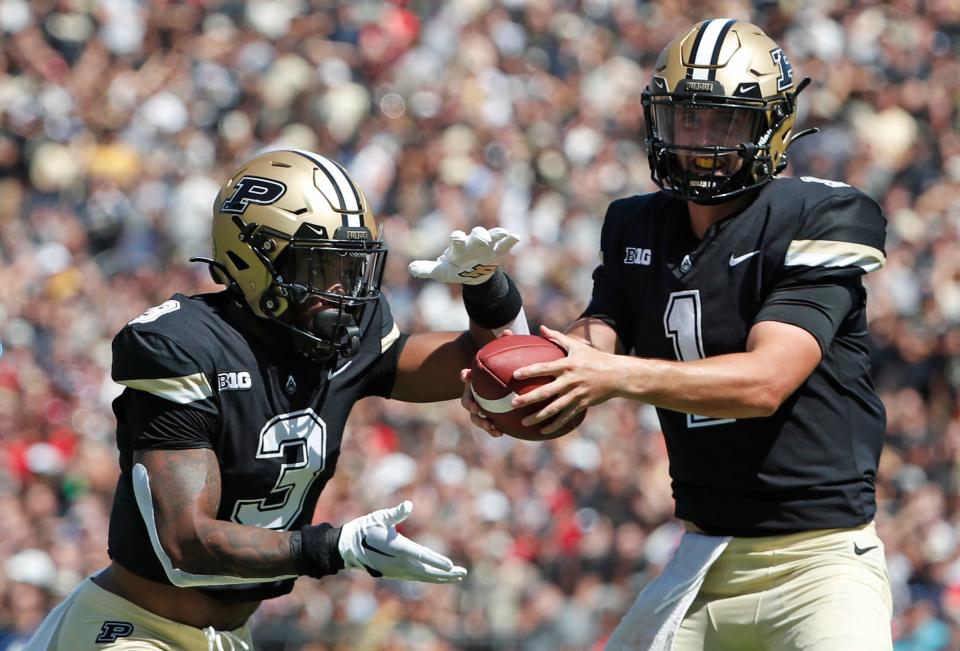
[408,226,520,285]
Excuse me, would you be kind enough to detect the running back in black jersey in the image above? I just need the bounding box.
[108,290,404,602]
[582,176,887,536]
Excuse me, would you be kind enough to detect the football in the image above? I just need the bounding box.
[470,334,585,440]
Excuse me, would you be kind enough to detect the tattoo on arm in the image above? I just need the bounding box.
[136,448,299,578]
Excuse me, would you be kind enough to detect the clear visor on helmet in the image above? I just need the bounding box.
[276,242,384,306]
[653,104,764,150]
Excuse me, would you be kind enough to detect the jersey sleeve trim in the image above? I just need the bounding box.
[118,373,214,405]
[381,321,400,353]
[754,281,856,355]
[784,240,885,273]
[132,463,298,588]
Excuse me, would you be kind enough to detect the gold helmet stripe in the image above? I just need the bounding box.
[688,18,736,81]
[291,149,364,219]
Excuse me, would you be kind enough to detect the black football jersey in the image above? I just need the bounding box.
[107,291,404,602]
[583,176,887,536]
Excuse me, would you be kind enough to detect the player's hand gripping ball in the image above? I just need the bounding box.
[470,335,585,440]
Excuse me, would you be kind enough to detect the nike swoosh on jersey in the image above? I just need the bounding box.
[853,543,878,555]
[729,251,761,266]
[327,360,353,380]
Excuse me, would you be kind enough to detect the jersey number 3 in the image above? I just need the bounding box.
[232,408,327,529]
[663,291,735,428]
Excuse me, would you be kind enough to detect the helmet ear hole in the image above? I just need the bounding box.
[227,251,250,271]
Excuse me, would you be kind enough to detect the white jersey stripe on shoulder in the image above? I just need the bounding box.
[381,321,401,353]
[119,373,213,404]
[785,239,886,273]
[691,19,733,80]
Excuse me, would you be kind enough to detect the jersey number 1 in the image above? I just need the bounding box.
[663,290,735,428]
[232,408,327,529]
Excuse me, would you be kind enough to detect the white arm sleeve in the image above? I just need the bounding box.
[132,463,297,588]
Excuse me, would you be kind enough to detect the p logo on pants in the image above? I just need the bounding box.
[95,621,133,644]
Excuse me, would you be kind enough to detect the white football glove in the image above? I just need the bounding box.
[338,501,467,584]
[408,226,520,285]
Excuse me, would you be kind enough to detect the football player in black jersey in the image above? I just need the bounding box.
[26,150,528,651]
[461,19,893,651]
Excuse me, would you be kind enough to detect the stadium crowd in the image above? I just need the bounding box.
[0,0,958,648]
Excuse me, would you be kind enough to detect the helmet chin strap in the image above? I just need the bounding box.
[190,256,361,362]
[311,309,361,358]
[265,281,363,361]
[258,304,360,362]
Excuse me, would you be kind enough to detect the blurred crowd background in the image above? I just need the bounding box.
[0,0,957,649]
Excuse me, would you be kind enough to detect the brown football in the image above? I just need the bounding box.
[470,334,585,440]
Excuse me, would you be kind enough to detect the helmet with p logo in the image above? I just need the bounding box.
[208,149,387,359]
[642,19,813,203]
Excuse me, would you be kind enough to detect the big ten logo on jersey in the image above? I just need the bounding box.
[624,247,653,266]
[95,621,134,643]
[218,371,252,391]
[128,300,180,325]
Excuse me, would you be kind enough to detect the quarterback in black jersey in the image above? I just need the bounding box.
[26,150,527,651]
[463,19,892,651]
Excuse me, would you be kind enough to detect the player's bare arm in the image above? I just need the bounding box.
[563,316,625,354]
[514,319,821,434]
[612,320,822,417]
[390,322,498,402]
[92,446,299,633]
[136,448,298,578]
[35,150,475,649]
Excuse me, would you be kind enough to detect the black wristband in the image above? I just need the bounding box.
[462,269,522,329]
[292,523,345,579]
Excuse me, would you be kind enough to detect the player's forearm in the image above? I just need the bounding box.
[183,520,299,578]
[167,517,343,583]
[391,330,476,401]
[564,317,624,354]
[620,353,787,418]
[137,448,303,580]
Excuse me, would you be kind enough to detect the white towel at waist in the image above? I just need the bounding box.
[605,532,731,651]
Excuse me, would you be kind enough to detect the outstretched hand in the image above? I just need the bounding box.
[408,226,520,285]
[338,501,467,584]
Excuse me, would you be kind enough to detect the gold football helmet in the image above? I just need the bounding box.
[202,149,387,359]
[642,19,814,203]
